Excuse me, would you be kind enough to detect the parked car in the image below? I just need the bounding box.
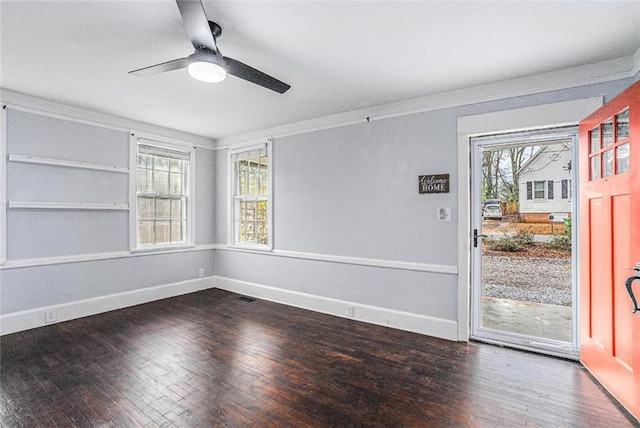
[482,199,502,209]
[483,204,503,220]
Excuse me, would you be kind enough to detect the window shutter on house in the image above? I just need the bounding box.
[526,181,532,200]
[548,180,554,200]
[562,179,568,199]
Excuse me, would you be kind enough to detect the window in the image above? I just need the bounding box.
[230,142,272,249]
[133,138,194,249]
[533,181,546,200]
[589,109,630,180]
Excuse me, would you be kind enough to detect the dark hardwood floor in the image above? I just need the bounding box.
[1,289,636,427]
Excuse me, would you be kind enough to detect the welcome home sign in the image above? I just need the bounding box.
[418,174,450,194]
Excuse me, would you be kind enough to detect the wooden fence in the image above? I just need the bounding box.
[501,201,519,215]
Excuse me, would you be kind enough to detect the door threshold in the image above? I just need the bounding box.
[471,335,579,361]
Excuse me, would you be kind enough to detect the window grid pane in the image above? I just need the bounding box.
[602,120,613,147]
[616,109,629,141]
[589,127,600,153]
[234,153,269,246]
[136,147,189,246]
[616,143,630,174]
[533,181,545,199]
[591,155,600,181]
[603,150,614,177]
[155,221,171,244]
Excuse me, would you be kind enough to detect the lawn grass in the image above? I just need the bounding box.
[511,222,565,236]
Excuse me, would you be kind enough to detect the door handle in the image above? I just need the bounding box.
[625,264,640,314]
[473,229,487,248]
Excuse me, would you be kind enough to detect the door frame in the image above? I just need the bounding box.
[469,127,579,358]
[456,97,604,342]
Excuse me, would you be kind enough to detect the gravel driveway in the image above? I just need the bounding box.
[482,255,572,306]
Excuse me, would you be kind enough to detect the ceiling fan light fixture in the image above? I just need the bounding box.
[187,52,226,83]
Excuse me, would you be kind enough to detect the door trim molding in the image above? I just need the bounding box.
[456,97,604,341]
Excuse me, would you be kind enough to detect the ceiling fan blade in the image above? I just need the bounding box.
[224,57,291,94]
[176,0,217,51]
[129,57,189,76]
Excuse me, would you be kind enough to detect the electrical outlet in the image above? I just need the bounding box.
[198,268,205,278]
[44,308,57,324]
[346,306,355,318]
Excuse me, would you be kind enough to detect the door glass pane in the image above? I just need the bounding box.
[591,155,600,180]
[477,142,574,350]
[616,143,630,174]
[603,150,614,177]
[616,109,629,141]
[590,127,600,153]
[602,120,613,147]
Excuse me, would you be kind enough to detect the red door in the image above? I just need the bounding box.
[579,80,640,421]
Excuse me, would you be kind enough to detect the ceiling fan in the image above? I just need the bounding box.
[129,0,290,94]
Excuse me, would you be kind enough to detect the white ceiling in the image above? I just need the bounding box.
[2,1,639,141]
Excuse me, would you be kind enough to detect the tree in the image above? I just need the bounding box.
[482,145,538,202]
[503,146,537,201]
[482,149,503,200]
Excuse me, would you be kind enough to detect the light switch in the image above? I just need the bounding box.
[437,208,451,222]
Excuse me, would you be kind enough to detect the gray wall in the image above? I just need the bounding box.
[214,78,634,322]
[1,109,216,315]
[1,75,634,327]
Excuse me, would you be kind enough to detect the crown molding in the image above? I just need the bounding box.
[217,55,637,148]
[0,89,217,150]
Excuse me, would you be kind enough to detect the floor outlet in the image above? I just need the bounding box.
[44,308,57,324]
[198,268,205,278]
[347,306,355,318]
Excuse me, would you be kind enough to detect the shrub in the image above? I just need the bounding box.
[514,228,534,246]
[545,217,572,252]
[546,235,571,251]
[486,234,526,252]
[564,217,572,237]
[485,229,535,252]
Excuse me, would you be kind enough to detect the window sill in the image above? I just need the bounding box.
[132,243,195,254]
[229,243,273,252]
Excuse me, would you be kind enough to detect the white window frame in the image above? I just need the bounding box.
[0,106,6,265]
[533,180,546,200]
[561,178,573,200]
[129,133,196,252]
[227,140,273,251]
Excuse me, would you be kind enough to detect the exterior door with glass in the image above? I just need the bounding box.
[579,80,640,421]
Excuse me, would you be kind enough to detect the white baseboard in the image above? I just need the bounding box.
[1,276,458,341]
[0,277,216,336]
[214,276,458,341]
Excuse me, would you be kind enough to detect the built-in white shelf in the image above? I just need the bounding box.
[8,201,129,211]
[8,154,129,174]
